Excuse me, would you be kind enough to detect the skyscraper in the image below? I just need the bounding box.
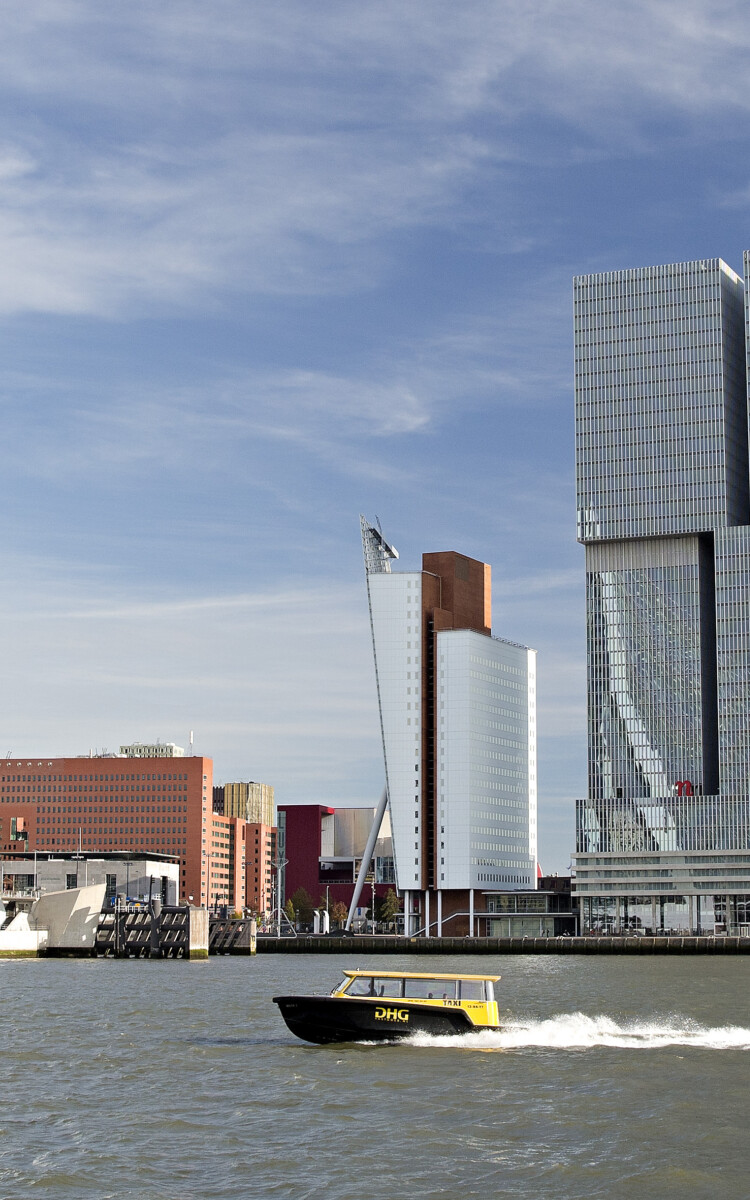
[361,517,537,935]
[574,256,750,934]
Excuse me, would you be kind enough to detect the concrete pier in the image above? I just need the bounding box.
[95,903,208,958]
[209,916,257,954]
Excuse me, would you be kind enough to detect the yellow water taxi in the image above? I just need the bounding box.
[273,969,501,1044]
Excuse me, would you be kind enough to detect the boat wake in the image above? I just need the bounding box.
[405,1012,750,1051]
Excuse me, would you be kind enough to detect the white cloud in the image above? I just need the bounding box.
[0,127,493,314]
[0,2,746,313]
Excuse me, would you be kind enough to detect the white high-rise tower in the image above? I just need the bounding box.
[361,517,537,936]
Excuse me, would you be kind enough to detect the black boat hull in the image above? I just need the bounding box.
[273,994,477,1044]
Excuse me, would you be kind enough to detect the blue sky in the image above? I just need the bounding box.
[3,2,750,871]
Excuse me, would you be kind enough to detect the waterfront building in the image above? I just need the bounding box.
[278,804,394,926]
[481,877,578,937]
[574,255,750,934]
[361,518,537,936]
[242,822,276,916]
[0,850,180,906]
[0,751,259,910]
[212,783,277,915]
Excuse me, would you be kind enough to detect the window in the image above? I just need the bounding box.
[459,980,486,1001]
[404,978,457,1000]
[346,976,402,998]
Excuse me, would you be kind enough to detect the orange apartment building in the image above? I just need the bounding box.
[0,753,274,912]
[245,822,276,915]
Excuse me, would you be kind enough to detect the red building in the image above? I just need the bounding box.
[279,804,395,921]
[0,753,254,909]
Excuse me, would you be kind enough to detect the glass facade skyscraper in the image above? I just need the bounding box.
[574,257,750,934]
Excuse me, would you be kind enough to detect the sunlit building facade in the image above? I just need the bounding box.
[214,780,275,827]
[361,518,537,936]
[0,750,273,912]
[574,256,750,934]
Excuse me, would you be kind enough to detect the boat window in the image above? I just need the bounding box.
[373,978,402,997]
[403,978,457,1000]
[459,980,485,1001]
[346,976,402,997]
[346,977,376,996]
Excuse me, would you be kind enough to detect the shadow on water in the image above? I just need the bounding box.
[185,1035,292,1048]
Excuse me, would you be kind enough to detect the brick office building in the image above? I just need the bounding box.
[0,753,229,905]
[243,822,276,915]
[203,812,275,915]
[0,753,277,913]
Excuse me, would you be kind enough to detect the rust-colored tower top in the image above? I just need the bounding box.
[421,551,491,635]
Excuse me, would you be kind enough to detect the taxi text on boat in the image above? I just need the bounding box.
[273,969,501,1044]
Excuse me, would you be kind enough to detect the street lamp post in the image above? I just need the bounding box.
[274,852,288,935]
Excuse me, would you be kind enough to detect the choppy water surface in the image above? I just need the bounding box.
[1,953,748,1200]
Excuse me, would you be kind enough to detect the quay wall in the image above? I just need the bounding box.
[257,934,750,955]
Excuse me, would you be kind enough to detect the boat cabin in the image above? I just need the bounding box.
[331,970,500,1028]
[334,970,496,1001]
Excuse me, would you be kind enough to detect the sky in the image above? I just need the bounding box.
[4,2,750,872]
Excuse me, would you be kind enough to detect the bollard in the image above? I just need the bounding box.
[149,897,162,958]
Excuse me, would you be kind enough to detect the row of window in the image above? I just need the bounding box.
[1,772,193,782]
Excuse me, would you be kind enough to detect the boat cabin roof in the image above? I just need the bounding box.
[343,969,500,983]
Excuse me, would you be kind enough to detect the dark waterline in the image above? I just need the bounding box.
[1,954,748,1200]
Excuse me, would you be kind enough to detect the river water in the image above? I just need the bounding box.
[1,952,748,1200]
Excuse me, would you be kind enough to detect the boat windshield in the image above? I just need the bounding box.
[336,976,402,998]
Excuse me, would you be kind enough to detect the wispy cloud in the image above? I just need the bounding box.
[0,3,747,314]
[0,563,384,798]
[0,268,571,488]
[494,569,580,598]
[0,127,493,315]
[1,0,742,867]
[10,586,362,624]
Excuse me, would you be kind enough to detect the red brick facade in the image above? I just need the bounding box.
[244,822,276,915]
[0,755,278,914]
[0,754,214,903]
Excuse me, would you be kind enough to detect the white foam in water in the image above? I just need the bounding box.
[405,1013,750,1051]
